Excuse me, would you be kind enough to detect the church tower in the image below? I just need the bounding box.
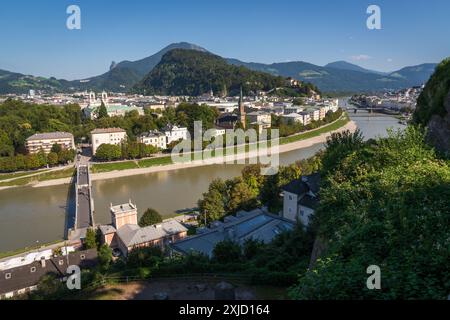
[239,86,246,129]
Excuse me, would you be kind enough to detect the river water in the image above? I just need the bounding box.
[0,102,405,252]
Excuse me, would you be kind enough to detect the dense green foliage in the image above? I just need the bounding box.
[414,58,450,126]
[135,49,289,96]
[289,127,450,299]
[84,228,98,250]
[138,208,163,227]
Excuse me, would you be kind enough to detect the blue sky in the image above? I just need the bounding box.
[0,0,449,80]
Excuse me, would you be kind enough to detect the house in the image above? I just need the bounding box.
[162,124,189,145]
[281,173,321,226]
[216,113,239,129]
[0,249,97,300]
[281,113,303,125]
[90,128,127,155]
[299,112,311,125]
[171,209,295,257]
[305,108,321,121]
[99,201,188,257]
[209,126,226,138]
[284,106,304,115]
[25,132,75,154]
[139,130,167,150]
[247,111,271,125]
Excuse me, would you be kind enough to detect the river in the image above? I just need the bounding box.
[0,102,406,253]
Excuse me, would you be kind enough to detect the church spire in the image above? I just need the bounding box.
[239,86,246,129]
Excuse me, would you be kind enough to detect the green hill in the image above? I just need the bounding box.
[0,69,73,94]
[135,49,290,96]
[413,58,450,154]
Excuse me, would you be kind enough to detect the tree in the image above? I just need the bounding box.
[95,144,122,161]
[51,143,62,154]
[98,244,112,270]
[97,102,109,119]
[198,178,227,223]
[47,152,59,166]
[84,228,97,249]
[212,240,242,264]
[139,208,163,227]
[227,178,258,213]
[0,129,14,157]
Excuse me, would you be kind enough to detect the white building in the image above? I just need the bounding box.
[281,173,320,227]
[209,126,226,138]
[163,125,189,144]
[91,128,127,155]
[247,111,272,125]
[139,130,167,150]
[25,132,75,154]
[281,113,303,125]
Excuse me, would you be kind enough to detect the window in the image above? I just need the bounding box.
[5,273,11,280]
[288,195,293,201]
[31,267,36,273]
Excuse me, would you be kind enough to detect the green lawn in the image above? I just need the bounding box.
[0,168,75,187]
[0,169,50,182]
[279,115,350,144]
[89,114,350,174]
[138,156,173,168]
[91,161,140,173]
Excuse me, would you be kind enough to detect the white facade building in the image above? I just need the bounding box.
[281,173,320,227]
[91,128,127,155]
[163,125,189,144]
[139,130,167,150]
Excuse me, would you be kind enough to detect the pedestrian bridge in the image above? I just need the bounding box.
[67,164,95,241]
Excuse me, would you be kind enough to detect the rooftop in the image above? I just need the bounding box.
[282,173,321,196]
[26,132,74,141]
[172,209,295,257]
[110,202,137,214]
[91,128,126,134]
[117,220,188,247]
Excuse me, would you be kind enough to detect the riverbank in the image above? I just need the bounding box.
[35,118,357,186]
[0,115,354,190]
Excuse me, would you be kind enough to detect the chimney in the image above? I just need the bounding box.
[40,258,46,268]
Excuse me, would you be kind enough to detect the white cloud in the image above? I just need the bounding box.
[350,54,372,61]
[387,58,393,62]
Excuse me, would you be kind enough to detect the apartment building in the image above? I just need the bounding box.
[25,132,75,154]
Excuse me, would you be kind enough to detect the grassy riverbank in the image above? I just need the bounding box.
[0,115,350,184]
[91,114,350,173]
[0,167,75,188]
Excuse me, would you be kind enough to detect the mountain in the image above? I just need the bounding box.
[388,63,437,86]
[0,69,73,94]
[71,42,208,91]
[413,58,450,154]
[325,61,386,75]
[227,58,437,93]
[0,42,438,94]
[135,49,289,96]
